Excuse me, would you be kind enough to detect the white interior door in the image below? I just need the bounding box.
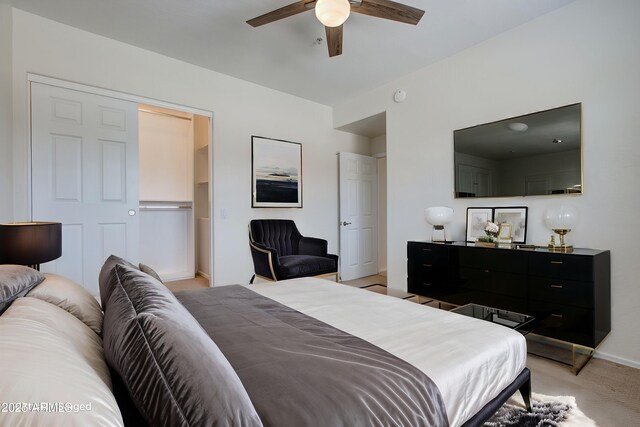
[31,82,139,294]
[339,152,378,281]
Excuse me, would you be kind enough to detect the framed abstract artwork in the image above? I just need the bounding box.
[466,207,494,242]
[251,136,302,208]
[494,206,528,244]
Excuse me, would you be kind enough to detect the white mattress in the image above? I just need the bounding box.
[249,278,527,427]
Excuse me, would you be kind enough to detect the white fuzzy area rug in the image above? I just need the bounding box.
[484,392,597,427]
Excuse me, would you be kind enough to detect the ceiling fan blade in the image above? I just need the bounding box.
[351,0,425,25]
[247,1,316,27]
[325,25,343,57]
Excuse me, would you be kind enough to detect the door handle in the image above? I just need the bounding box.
[128,209,136,216]
[342,221,352,226]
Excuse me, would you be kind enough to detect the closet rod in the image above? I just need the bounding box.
[138,108,192,121]
[139,205,192,210]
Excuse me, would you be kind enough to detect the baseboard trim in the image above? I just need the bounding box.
[197,270,210,280]
[594,351,640,369]
[162,272,195,282]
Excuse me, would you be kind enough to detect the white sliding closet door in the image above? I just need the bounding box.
[31,82,139,294]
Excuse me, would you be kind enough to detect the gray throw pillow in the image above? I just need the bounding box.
[102,264,263,427]
[138,262,163,283]
[98,254,137,311]
[0,265,45,314]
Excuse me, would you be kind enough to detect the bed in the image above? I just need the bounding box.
[0,258,531,426]
[173,278,530,427]
[250,278,529,427]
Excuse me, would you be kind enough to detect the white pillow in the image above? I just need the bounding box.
[0,297,123,427]
[27,273,103,335]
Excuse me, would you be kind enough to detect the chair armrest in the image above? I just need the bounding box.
[327,253,339,271]
[249,241,279,280]
[299,237,328,257]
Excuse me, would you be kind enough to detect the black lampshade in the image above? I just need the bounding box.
[0,222,62,268]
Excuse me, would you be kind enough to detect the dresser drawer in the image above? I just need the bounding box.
[407,242,450,264]
[408,263,449,285]
[530,302,594,347]
[529,253,594,281]
[458,247,527,273]
[529,277,593,309]
[459,267,527,298]
[408,276,452,299]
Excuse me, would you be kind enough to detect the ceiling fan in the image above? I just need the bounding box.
[247,0,425,57]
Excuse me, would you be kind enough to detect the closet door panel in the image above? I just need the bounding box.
[31,82,139,294]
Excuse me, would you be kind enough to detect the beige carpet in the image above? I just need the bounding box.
[165,275,209,292]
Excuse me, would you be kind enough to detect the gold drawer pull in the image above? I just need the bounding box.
[551,314,563,318]
[423,263,432,267]
[550,284,564,289]
[422,282,433,287]
[550,261,564,265]
[422,248,432,252]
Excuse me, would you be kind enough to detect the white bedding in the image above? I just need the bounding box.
[249,278,527,427]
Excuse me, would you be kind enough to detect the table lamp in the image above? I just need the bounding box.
[425,207,454,243]
[0,222,62,270]
[543,206,577,252]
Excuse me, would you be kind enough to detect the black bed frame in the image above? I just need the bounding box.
[461,367,532,426]
[113,366,532,426]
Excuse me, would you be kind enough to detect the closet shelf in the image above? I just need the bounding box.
[196,180,209,185]
[139,201,193,210]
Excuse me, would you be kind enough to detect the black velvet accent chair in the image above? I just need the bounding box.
[249,219,339,283]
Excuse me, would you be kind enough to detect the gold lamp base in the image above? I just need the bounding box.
[549,228,573,252]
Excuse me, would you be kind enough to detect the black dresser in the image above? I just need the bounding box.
[407,241,611,349]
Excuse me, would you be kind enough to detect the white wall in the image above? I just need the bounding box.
[377,157,387,273]
[370,134,387,273]
[371,134,386,156]
[333,0,640,366]
[138,110,194,202]
[0,0,12,222]
[10,9,370,285]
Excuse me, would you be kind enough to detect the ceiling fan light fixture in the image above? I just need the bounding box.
[315,0,351,27]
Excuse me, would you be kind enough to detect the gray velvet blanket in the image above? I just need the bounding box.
[176,285,448,427]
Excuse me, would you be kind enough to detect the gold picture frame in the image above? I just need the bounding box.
[498,223,512,240]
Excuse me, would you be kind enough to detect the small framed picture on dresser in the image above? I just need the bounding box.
[466,207,494,242]
[494,207,528,244]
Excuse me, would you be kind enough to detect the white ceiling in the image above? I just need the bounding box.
[11,0,575,106]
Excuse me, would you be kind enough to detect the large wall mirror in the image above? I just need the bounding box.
[454,103,582,198]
